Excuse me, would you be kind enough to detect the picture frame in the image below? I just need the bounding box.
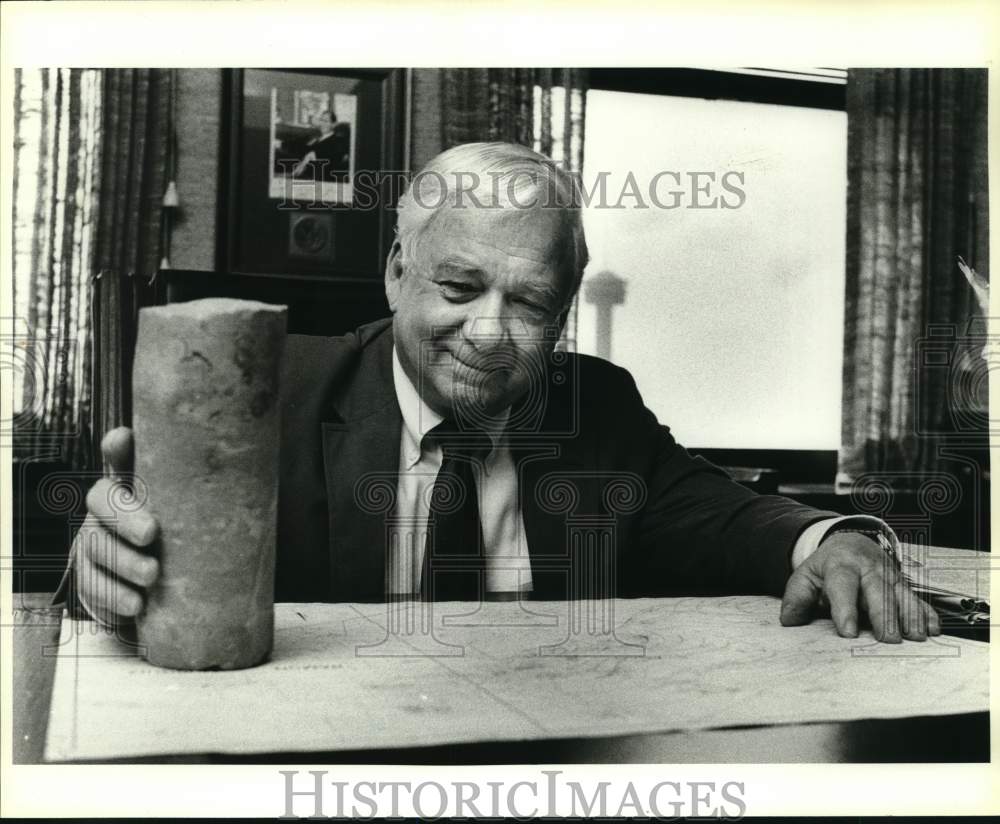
[218,68,408,279]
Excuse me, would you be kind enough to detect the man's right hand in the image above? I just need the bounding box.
[72,427,160,625]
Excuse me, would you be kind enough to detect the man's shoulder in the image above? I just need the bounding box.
[536,349,649,434]
[282,317,392,405]
[566,350,632,380]
[563,350,640,401]
[285,317,391,368]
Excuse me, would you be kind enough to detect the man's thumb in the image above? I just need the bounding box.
[779,570,821,627]
[101,426,134,477]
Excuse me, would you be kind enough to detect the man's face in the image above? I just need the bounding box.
[313,111,333,132]
[386,201,574,423]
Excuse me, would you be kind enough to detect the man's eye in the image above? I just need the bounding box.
[515,298,548,315]
[439,281,478,298]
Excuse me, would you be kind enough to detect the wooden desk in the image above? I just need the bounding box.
[12,546,990,764]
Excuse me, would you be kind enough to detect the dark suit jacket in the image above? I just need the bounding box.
[276,318,838,603]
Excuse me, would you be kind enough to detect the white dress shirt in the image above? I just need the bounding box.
[386,346,891,598]
[388,347,534,595]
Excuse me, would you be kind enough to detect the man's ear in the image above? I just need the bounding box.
[384,240,403,313]
[556,306,570,332]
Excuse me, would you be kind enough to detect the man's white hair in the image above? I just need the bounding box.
[395,142,589,307]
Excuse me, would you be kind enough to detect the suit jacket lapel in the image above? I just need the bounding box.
[322,324,402,602]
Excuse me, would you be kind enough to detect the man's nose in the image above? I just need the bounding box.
[465,316,509,345]
[461,297,526,347]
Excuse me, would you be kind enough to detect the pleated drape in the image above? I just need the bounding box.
[12,68,171,469]
[839,69,988,479]
[440,68,587,173]
[89,69,172,467]
[13,69,102,467]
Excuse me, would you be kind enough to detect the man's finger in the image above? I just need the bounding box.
[86,478,158,547]
[895,581,928,641]
[859,569,902,643]
[80,521,159,588]
[101,426,134,478]
[75,539,145,618]
[823,566,860,638]
[924,600,942,636]
[779,569,822,627]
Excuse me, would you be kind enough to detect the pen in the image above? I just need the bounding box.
[903,575,990,639]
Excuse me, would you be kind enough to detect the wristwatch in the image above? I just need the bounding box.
[823,523,990,635]
[820,521,901,568]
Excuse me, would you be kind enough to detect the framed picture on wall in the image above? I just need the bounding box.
[218,68,408,279]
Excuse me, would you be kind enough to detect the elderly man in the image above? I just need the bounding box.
[70,141,939,643]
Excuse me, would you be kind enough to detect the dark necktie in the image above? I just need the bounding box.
[420,420,492,601]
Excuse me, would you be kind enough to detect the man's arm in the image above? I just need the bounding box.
[629,417,835,595]
[604,363,937,641]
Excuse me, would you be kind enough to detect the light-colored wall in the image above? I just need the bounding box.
[170,69,222,271]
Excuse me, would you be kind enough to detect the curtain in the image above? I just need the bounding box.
[11,68,172,470]
[89,69,172,468]
[839,69,989,481]
[12,69,103,468]
[439,68,588,349]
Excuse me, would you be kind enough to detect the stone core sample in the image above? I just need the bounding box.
[132,298,287,670]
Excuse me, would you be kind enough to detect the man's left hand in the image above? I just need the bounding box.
[779,532,941,642]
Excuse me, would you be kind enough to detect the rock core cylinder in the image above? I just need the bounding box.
[132,298,287,670]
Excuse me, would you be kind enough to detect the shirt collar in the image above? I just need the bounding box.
[392,346,508,468]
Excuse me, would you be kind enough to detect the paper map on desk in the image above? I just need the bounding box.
[45,596,989,761]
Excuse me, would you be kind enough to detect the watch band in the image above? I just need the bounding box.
[822,525,901,568]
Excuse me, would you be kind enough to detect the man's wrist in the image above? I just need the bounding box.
[822,524,899,565]
[791,515,899,570]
